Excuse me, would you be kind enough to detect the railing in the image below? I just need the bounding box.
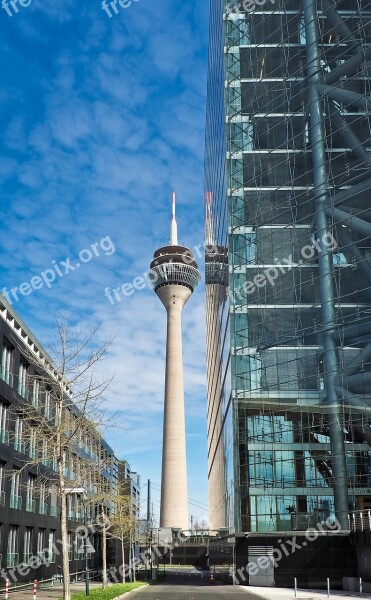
[349,509,371,532]
[0,430,9,444]
[26,499,36,512]
[10,494,22,509]
[18,384,29,400]
[0,570,101,593]
[7,553,19,567]
[50,505,57,517]
[0,367,13,387]
[14,440,26,453]
[39,501,48,515]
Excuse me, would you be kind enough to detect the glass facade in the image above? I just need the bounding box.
[205,0,371,532]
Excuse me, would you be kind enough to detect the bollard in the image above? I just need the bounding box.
[33,580,37,600]
[327,578,330,597]
[5,578,9,600]
[294,577,297,598]
[360,577,363,597]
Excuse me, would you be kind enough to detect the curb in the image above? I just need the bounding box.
[115,584,149,599]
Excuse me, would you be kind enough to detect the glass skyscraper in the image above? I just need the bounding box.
[205,0,371,533]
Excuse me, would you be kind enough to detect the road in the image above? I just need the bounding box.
[131,574,262,599]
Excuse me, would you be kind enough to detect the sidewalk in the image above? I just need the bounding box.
[242,586,371,600]
[3,582,102,600]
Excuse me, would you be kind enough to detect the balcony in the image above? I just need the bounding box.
[7,553,19,568]
[50,505,57,517]
[23,553,32,564]
[14,440,26,454]
[26,499,36,512]
[31,395,39,409]
[0,490,5,506]
[18,384,28,400]
[10,495,22,510]
[349,509,371,532]
[0,430,9,444]
[0,367,13,387]
[39,501,48,515]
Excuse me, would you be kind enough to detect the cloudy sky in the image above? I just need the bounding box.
[0,0,210,524]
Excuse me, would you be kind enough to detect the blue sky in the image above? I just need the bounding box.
[0,0,210,524]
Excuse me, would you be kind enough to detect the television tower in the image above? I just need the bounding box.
[149,193,200,530]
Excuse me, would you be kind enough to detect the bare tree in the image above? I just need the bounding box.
[109,495,138,583]
[9,315,114,600]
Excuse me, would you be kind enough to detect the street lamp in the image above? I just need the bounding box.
[65,487,91,597]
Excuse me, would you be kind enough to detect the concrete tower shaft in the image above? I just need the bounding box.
[149,195,200,530]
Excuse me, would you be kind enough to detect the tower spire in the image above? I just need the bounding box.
[170,192,178,245]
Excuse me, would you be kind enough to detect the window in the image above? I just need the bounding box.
[68,532,73,560]
[48,531,56,563]
[39,482,47,515]
[14,417,24,453]
[32,379,40,409]
[0,403,8,444]
[37,529,45,559]
[50,485,58,517]
[18,360,28,399]
[26,474,36,512]
[10,470,21,509]
[42,439,48,466]
[0,463,5,506]
[23,527,33,563]
[7,525,19,567]
[1,340,13,386]
[44,390,51,420]
[29,427,37,459]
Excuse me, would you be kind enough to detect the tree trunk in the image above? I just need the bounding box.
[58,470,70,600]
[121,538,125,583]
[131,533,136,582]
[57,397,70,600]
[102,511,108,590]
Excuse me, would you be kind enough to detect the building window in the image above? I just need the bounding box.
[0,403,8,444]
[10,470,21,510]
[50,485,58,517]
[42,439,48,466]
[39,482,47,515]
[1,340,13,386]
[32,379,40,409]
[23,527,33,563]
[0,462,5,506]
[14,417,24,453]
[48,530,56,563]
[44,389,51,420]
[26,474,36,512]
[18,360,29,399]
[7,525,19,567]
[29,427,37,459]
[37,529,45,559]
[68,532,73,561]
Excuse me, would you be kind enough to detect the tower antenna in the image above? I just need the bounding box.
[170,192,178,245]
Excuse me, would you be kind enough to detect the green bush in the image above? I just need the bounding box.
[69,582,148,600]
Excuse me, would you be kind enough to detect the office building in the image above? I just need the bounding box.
[0,295,126,582]
[205,0,371,533]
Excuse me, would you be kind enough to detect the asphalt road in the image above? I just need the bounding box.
[131,574,263,599]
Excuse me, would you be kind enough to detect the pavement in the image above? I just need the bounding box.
[3,573,371,600]
[243,585,371,600]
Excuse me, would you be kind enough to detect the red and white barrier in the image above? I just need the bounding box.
[5,578,9,600]
[33,580,37,600]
